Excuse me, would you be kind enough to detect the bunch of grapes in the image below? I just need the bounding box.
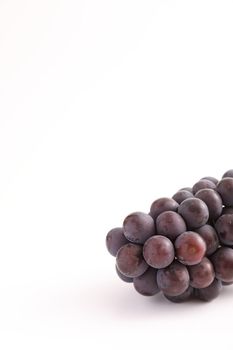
[106,170,233,302]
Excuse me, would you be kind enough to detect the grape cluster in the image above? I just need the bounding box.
[105,170,233,303]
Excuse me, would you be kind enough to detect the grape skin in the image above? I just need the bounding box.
[179,187,193,193]
[143,235,175,269]
[210,247,233,282]
[157,261,190,296]
[106,227,129,257]
[133,267,160,296]
[156,211,187,241]
[123,212,155,244]
[195,224,219,256]
[201,176,218,185]
[193,179,216,194]
[195,188,222,221]
[222,169,233,178]
[116,243,148,278]
[188,257,215,289]
[150,197,179,221]
[215,214,233,246]
[195,279,222,302]
[116,265,133,283]
[172,190,193,204]
[217,177,233,206]
[178,198,209,229]
[175,231,206,266]
[222,207,233,215]
[163,286,193,303]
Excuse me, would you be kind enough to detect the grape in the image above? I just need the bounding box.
[188,257,215,288]
[195,224,219,256]
[211,247,233,282]
[133,267,160,296]
[172,190,193,204]
[179,187,193,193]
[123,212,155,244]
[116,243,148,278]
[116,265,133,283]
[157,261,190,296]
[178,198,209,229]
[193,179,216,194]
[222,207,233,215]
[150,197,179,221]
[217,177,233,206]
[175,231,206,265]
[106,227,129,257]
[143,235,175,268]
[195,279,222,301]
[163,286,193,303]
[156,211,187,241]
[215,214,233,246]
[222,281,233,286]
[201,176,218,185]
[195,189,222,221]
[222,169,233,178]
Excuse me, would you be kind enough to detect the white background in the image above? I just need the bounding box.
[0,1,233,349]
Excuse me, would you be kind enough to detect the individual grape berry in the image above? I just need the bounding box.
[163,286,193,303]
[211,247,233,282]
[133,267,160,296]
[195,279,222,302]
[156,211,187,241]
[116,243,148,278]
[150,197,179,221]
[222,207,233,215]
[195,189,222,221]
[106,227,129,257]
[222,169,233,178]
[188,257,215,289]
[116,265,133,283]
[178,198,209,229]
[172,190,193,204]
[157,261,190,296]
[222,281,233,286]
[201,176,218,185]
[217,177,233,206]
[192,179,216,194]
[143,235,175,269]
[195,224,219,256]
[123,212,155,244]
[175,231,206,265]
[215,214,233,246]
[179,187,193,193]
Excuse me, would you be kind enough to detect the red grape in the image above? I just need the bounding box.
[178,198,209,229]
[211,247,233,282]
[215,214,233,246]
[150,197,179,221]
[133,267,160,296]
[123,212,155,244]
[193,179,216,194]
[163,286,193,303]
[156,211,187,241]
[217,177,233,206]
[195,279,222,302]
[143,235,175,269]
[175,231,206,265]
[116,243,148,278]
[172,190,193,204]
[195,188,222,221]
[106,227,129,257]
[188,257,215,288]
[195,224,219,256]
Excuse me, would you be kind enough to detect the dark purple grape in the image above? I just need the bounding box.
[195,224,219,256]
[193,179,216,194]
[133,267,160,296]
[222,169,233,178]
[215,214,233,246]
[172,190,193,204]
[143,235,175,269]
[156,211,187,241]
[123,212,155,244]
[195,189,222,221]
[217,177,233,206]
[163,286,193,303]
[222,281,233,286]
[116,243,148,278]
[188,257,215,288]
[150,197,179,221]
[178,198,209,229]
[195,279,222,301]
[157,261,190,296]
[211,247,233,282]
[179,187,193,193]
[222,207,233,215]
[175,231,206,265]
[106,227,129,257]
[201,176,218,185]
[116,265,133,283]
